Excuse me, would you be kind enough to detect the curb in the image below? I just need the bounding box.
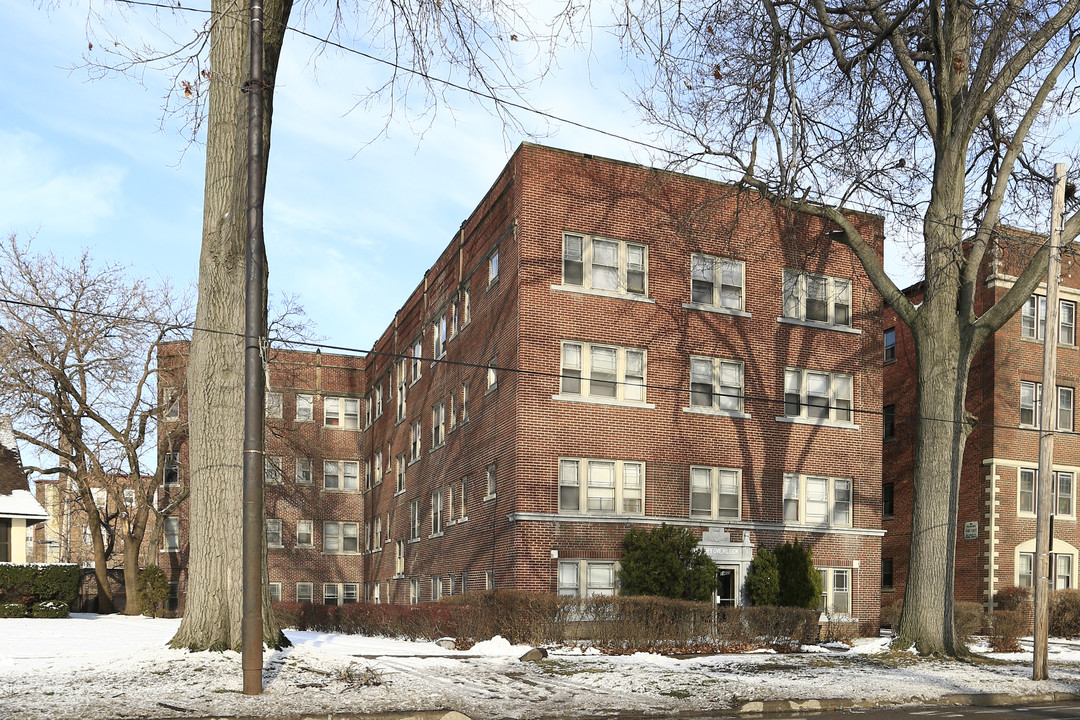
[731,691,1080,714]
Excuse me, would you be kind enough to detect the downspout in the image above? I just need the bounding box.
[987,461,998,611]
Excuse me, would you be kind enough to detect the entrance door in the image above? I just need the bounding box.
[716,565,737,606]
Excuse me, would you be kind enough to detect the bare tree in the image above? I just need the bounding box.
[620,0,1080,654]
[0,235,191,614]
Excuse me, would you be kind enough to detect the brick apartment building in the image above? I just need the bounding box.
[359,144,886,625]
[157,144,887,624]
[882,237,1080,612]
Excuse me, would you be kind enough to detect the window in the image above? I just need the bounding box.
[410,420,422,461]
[486,465,497,499]
[323,584,338,606]
[1022,295,1077,345]
[264,456,282,484]
[485,570,495,590]
[460,478,468,519]
[689,466,741,519]
[432,402,446,447]
[123,489,136,507]
[296,458,313,485]
[882,558,894,591]
[461,384,470,423]
[263,391,283,419]
[324,397,360,429]
[819,568,852,616]
[688,357,743,412]
[297,582,313,604]
[432,576,443,601]
[783,368,854,424]
[884,328,896,363]
[782,270,851,327]
[783,474,853,527]
[431,489,444,536]
[396,453,406,493]
[365,394,373,427]
[449,393,457,431]
[296,520,313,548]
[374,451,383,482]
[411,338,423,383]
[323,460,359,491]
[167,582,179,612]
[91,487,107,510]
[487,358,498,391]
[433,313,448,359]
[397,359,407,422]
[1020,382,1074,430]
[409,578,420,604]
[461,288,471,326]
[395,540,406,576]
[882,483,894,518]
[883,405,896,440]
[1058,554,1073,590]
[558,560,619,597]
[164,453,180,486]
[269,582,282,603]
[322,583,358,606]
[559,342,647,403]
[323,521,359,553]
[295,393,313,422]
[489,250,500,284]
[364,522,373,552]
[446,486,454,524]
[1018,468,1075,517]
[163,517,179,552]
[410,500,422,541]
[374,384,384,418]
[558,458,644,516]
[562,232,647,296]
[689,254,744,311]
[266,519,282,548]
[163,388,180,421]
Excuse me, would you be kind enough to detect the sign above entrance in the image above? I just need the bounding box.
[700,528,754,564]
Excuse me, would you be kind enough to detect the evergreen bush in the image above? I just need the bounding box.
[31,601,69,618]
[745,546,780,606]
[774,540,823,610]
[137,565,170,617]
[0,563,79,608]
[0,602,27,618]
[617,524,718,601]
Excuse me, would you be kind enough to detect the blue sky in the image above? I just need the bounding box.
[1,0,922,351]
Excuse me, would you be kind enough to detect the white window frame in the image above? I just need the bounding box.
[781,368,855,426]
[323,521,359,554]
[295,393,313,422]
[410,499,422,541]
[487,358,498,391]
[374,384,384,418]
[323,460,360,492]
[781,270,852,328]
[266,519,283,548]
[397,359,408,422]
[164,452,180,486]
[296,582,313,604]
[557,458,644,516]
[162,517,180,552]
[461,383,470,423]
[689,466,742,520]
[374,451,383,483]
[324,397,360,429]
[395,540,406,576]
[410,419,422,461]
[268,582,282,603]
[884,328,896,363]
[687,356,744,415]
[819,568,853,617]
[432,576,443,601]
[431,489,444,537]
[296,520,313,548]
[485,465,497,500]
[1022,295,1077,346]
[264,456,282,484]
[396,453,406,494]
[561,232,647,297]
[782,473,853,527]
[489,249,500,285]
[459,477,468,521]
[558,341,648,405]
[461,288,471,326]
[432,402,446,448]
[433,312,448,359]
[558,560,620,597]
[1020,381,1074,430]
[688,254,744,312]
[266,391,283,419]
[163,388,180,421]
[296,457,313,485]
[411,338,423,384]
[409,577,420,604]
[1018,467,1075,518]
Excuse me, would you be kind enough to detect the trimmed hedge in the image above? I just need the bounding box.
[32,601,70,618]
[274,591,827,653]
[0,564,80,608]
[1050,589,1080,638]
[137,566,170,617]
[0,602,27,618]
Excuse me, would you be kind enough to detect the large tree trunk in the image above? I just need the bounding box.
[170,0,291,652]
[121,504,148,616]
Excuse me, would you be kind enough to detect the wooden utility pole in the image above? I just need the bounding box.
[1033,162,1068,680]
[241,0,267,696]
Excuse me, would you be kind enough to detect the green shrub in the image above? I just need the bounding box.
[0,602,27,618]
[137,566,170,617]
[1050,589,1080,638]
[775,541,823,609]
[0,564,79,607]
[618,524,717,601]
[745,547,780,606]
[31,601,69,618]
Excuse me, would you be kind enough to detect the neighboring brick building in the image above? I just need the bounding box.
[360,144,886,626]
[882,236,1080,612]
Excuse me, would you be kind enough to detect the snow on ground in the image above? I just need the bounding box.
[2,614,1080,719]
